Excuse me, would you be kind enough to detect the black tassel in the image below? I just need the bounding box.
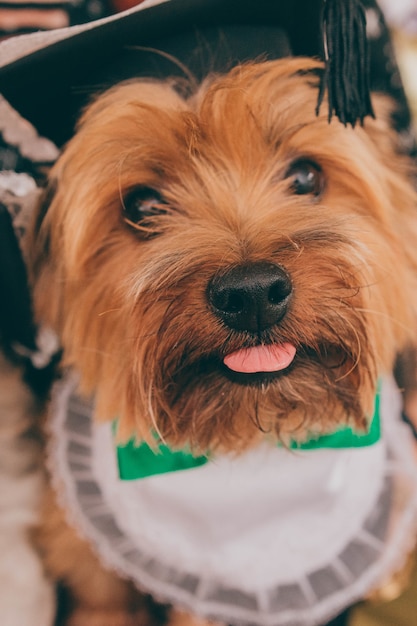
[316,0,375,127]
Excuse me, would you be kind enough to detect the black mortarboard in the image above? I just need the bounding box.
[0,0,414,147]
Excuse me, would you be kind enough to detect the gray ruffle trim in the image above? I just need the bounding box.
[48,374,417,626]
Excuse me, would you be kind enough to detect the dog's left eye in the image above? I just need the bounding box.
[285,159,324,196]
[122,187,169,233]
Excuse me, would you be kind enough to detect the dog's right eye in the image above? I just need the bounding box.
[122,187,169,235]
[285,159,324,197]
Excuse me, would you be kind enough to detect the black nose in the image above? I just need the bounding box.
[208,262,292,332]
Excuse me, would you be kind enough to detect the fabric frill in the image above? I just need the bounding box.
[48,374,417,626]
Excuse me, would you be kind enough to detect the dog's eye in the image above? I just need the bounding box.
[122,187,169,234]
[285,159,324,196]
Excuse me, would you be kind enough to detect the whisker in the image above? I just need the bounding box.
[146,378,167,445]
[125,45,198,91]
[98,308,122,317]
[354,307,413,334]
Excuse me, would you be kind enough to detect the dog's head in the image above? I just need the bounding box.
[30,58,417,452]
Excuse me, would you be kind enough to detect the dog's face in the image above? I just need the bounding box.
[30,58,417,452]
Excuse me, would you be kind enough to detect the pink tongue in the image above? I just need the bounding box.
[224,343,296,374]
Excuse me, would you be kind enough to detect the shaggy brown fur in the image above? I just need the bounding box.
[29,58,417,625]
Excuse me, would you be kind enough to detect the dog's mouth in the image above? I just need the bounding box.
[172,341,353,389]
[220,342,297,385]
[223,343,296,374]
[217,342,353,386]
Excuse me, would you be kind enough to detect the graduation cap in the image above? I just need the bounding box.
[0,0,415,376]
[0,0,414,148]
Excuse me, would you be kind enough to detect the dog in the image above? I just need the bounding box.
[28,57,417,626]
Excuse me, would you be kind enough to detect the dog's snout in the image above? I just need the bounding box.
[208,262,292,332]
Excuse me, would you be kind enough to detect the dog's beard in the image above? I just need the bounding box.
[115,244,376,453]
[144,351,369,453]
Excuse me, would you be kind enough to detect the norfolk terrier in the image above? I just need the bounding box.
[29,58,417,626]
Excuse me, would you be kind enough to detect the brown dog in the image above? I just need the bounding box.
[29,58,417,626]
